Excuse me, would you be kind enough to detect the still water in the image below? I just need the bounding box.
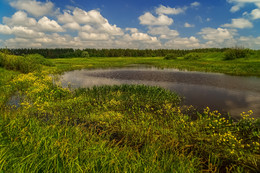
[60,67,260,119]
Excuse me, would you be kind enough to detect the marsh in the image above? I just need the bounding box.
[60,67,260,119]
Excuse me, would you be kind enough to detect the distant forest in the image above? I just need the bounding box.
[2,48,229,58]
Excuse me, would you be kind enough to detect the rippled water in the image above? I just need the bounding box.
[60,67,260,119]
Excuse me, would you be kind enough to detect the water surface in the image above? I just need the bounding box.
[60,67,260,119]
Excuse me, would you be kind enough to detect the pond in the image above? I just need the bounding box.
[60,67,260,119]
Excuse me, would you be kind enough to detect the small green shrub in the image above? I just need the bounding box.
[18,57,40,73]
[0,53,54,73]
[184,53,201,60]
[164,53,179,60]
[25,54,54,66]
[224,48,252,60]
[0,53,33,73]
[81,51,89,58]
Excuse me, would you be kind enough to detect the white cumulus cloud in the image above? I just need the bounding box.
[0,5,126,48]
[2,11,64,32]
[99,22,123,36]
[191,2,200,7]
[222,18,253,28]
[125,28,139,33]
[238,36,260,49]
[4,33,79,48]
[6,37,42,48]
[0,25,13,34]
[251,8,260,19]
[139,12,173,26]
[124,32,158,42]
[58,8,123,35]
[58,8,106,25]
[227,0,260,12]
[63,22,81,30]
[3,11,37,27]
[38,16,64,32]
[198,27,237,43]
[184,22,195,28]
[156,5,186,15]
[10,0,58,17]
[165,36,201,49]
[1,0,259,49]
[78,32,110,41]
[12,26,45,38]
[148,26,179,39]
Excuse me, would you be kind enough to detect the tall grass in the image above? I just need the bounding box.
[0,53,259,172]
[0,53,53,73]
[0,67,19,107]
[0,70,259,172]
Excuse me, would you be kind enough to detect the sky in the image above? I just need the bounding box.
[0,0,260,49]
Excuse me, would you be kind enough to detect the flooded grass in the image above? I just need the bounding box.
[0,53,260,172]
[60,68,260,119]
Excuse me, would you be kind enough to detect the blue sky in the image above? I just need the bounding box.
[0,0,260,49]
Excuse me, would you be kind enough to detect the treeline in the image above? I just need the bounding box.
[2,48,229,58]
[83,48,228,57]
[3,48,89,58]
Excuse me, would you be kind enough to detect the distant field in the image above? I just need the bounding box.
[47,52,260,76]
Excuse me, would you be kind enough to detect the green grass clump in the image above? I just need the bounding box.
[0,53,54,73]
[184,53,202,60]
[164,53,179,60]
[224,48,253,60]
[25,54,54,67]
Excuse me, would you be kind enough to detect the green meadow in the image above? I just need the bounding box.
[48,51,260,76]
[0,50,260,172]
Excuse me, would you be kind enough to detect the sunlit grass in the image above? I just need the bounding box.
[0,67,20,107]
[0,53,259,172]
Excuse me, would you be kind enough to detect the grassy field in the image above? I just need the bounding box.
[47,52,260,76]
[0,52,260,172]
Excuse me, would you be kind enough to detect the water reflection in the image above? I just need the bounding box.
[60,67,260,119]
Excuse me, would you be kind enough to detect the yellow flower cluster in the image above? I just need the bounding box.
[12,73,37,83]
[207,117,231,130]
[109,99,121,106]
[204,107,222,118]
[30,81,49,95]
[163,103,173,110]
[112,91,122,97]
[214,131,242,146]
[13,72,71,114]
[240,110,255,120]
